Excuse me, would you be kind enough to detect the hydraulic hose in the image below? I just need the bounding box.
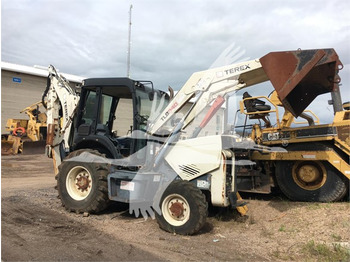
[42,74,51,109]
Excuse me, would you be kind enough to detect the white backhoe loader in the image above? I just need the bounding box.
[44,48,347,235]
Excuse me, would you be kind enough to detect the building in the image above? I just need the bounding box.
[1,62,83,133]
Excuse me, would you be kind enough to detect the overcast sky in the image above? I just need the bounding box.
[2,0,350,123]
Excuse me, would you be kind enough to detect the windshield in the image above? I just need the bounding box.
[135,88,169,130]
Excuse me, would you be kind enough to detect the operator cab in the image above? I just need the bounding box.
[72,78,169,159]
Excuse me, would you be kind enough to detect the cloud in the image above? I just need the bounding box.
[2,0,349,100]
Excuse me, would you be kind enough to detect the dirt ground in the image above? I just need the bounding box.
[2,154,350,261]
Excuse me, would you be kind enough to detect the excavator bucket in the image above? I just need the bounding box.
[260,49,342,117]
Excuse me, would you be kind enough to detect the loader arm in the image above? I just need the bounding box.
[45,65,80,172]
[149,48,342,136]
[148,59,268,134]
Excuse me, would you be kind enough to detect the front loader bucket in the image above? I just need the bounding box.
[1,136,22,155]
[21,140,46,155]
[1,140,15,155]
[260,49,342,117]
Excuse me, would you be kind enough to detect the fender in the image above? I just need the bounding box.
[73,135,120,159]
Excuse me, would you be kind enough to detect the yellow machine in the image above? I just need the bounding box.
[1,102,47,155]
[236,89,349,202]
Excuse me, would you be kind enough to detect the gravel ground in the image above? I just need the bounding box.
[2,154,350,261]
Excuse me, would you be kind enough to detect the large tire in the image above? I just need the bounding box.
[275,143,348,202]
[276,159,348,202]
[155,180,208,235]
[56,149,110,213]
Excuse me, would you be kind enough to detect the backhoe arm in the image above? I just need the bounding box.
[44,65,80,173]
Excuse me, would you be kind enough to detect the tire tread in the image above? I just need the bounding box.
[156,180,208,235]
[56,149,110,213]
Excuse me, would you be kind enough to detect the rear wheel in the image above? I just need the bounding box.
[56,149,110,213]
[155,180,208,235]
[276,160,347,202]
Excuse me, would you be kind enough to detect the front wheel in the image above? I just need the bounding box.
[56,150,110,213]
[276,160,348,202]
[155,180,208,235]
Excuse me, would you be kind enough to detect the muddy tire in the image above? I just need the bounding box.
[56,149,110,213]
[276,160,348,202]
[155,180,208,235]
[275,143,348,202]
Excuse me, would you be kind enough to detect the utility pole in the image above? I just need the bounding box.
[127,4,133,78]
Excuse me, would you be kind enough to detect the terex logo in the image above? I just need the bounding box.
[161,102,178,121]
[224,64,250,75]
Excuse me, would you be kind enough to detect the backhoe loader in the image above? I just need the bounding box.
[1,101,47,155]
[44,48,348,235]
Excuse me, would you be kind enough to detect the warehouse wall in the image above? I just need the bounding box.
[113,98,134,136]
[1,70,79,134]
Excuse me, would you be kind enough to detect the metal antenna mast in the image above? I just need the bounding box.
[127,4,133,78]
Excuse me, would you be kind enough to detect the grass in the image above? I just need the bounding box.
[272,240,350,261]
[301,240,350,261]
[278,224,286,232]
[305,202,332,210]
[271,248,292,261]
[278,224,298,233]
[331,233,342,241]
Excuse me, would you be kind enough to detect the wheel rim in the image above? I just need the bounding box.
[66,166,92,201]
[161,194,190,226]
[292,161,327,190]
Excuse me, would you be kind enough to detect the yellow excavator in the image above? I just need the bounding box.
[1,101,47,155]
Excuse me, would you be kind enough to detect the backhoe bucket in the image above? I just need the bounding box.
[260,49,342,117]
